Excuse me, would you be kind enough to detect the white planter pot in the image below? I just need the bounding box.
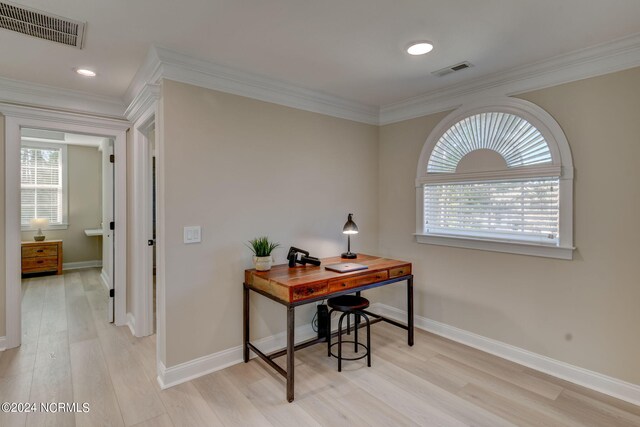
[253,256,273,271]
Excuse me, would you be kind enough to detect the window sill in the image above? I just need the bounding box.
[415,233,574,260]
[21,223,69,231]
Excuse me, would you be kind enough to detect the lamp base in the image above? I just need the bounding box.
[341,252,357,259]
[34,235,45,242]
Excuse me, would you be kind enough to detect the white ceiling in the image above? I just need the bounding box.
[2,0,640,108]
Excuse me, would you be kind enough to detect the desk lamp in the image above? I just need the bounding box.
[30,218,49,241]
[341,213,358,259]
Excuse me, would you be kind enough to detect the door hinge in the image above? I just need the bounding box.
[109,289,115,298]
[109,221,115,230]
[109,154,115,163]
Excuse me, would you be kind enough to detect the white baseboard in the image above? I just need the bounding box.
[62,260,103,271]
[0,336,6,351]
[126,313,136,336]
[370,303,640,407]
[154,301,640,407]
[99,269,110,292]
[157,323,317,389]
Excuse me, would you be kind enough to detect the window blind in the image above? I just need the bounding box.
[427,112,552,173]
[424,178,559,244]
[21,145,63,225]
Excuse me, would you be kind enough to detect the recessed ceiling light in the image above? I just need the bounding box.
[407,42,434,56]
[75,68,96,77]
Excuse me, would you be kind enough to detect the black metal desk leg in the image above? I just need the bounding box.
[408,276,414,346]
[286,306,295,402]
[243,285,250,362]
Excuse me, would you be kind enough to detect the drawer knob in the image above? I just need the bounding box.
[37,260,43,264]
[398,270,403,274]
[306,288,314,295]
[341,283,346,287]
[37,249,44,253]
[376,275,381,279]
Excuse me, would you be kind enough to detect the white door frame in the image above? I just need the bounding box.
[2,104,129,349]
[126,83,160,338]
[130,106,156,337]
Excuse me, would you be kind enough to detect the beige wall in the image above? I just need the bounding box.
[161,80,379,366]
[0,115,5,337]
[376,67,640,384]
[21,145,102,264]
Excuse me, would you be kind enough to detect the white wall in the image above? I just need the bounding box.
[160,80,379,367]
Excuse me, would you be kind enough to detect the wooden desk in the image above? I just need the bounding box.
[243,254,414,402]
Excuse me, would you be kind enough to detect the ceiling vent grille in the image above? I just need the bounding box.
[432,61,473,77]
[0,1,85,48]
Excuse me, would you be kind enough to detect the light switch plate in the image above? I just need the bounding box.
[183,226,201,244]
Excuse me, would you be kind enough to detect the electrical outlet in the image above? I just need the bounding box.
[183,226,201,244]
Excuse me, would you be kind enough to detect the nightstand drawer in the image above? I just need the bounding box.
[22,257,58,272]
[22,245,58,258]
[328,271,389,292]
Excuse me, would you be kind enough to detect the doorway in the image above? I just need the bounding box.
[19,129,116,342]
[3,106,128,349]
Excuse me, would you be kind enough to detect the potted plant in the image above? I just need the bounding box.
[247,236,280,271]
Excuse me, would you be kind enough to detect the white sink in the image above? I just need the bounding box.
[84,228,103,237]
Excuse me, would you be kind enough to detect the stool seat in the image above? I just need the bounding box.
[327,294,371,372]
[327,295,370,312]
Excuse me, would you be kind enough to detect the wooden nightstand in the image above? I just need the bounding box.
[21,240,63,275]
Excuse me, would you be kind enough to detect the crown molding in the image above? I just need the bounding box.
[125,83,161,122]
[3,31,640,126]
[379,32,640,125]
[127,45,379,125]
[125,46,163,105]
[0,75,126,119]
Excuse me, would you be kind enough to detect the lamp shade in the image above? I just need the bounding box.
[342,213,358,235]
[30,218,49,229]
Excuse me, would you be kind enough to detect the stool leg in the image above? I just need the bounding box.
[338,312,347,372]
[361,313,371,367]
[354,312,359,353]
[347,314,350,336]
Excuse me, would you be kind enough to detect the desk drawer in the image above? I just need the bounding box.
[292,282,328,301]
[328,271,389,293]
[22,245,58,258]
[22,257,58,272]
[389,265,411,278]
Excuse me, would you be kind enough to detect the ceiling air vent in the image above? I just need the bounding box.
[0,1,85,48]
[432,61,473,77]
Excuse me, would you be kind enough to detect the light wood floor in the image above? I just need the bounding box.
[1,269,639,426]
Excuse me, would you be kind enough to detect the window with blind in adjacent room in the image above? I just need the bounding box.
[415,98,574,259]
[20,143,68,228]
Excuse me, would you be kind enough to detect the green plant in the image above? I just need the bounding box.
[246,236,280,257]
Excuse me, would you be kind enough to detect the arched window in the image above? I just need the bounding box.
[416,97,574,259]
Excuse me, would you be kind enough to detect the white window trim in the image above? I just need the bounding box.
[415,97,575,260]
[20,141,69,231]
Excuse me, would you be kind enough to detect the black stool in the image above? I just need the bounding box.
[327,295,371,372]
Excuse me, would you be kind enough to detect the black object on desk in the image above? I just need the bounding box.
[287,246,321,267]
